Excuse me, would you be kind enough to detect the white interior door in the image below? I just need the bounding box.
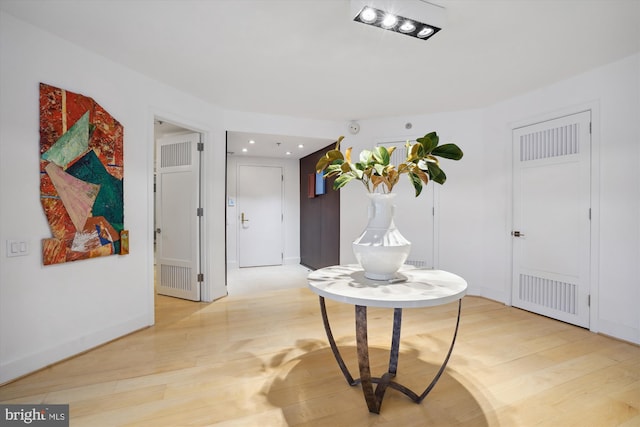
[512,111,591,327]
[156,132,201,301]
[378,140,435,268]
[237,165,283,268]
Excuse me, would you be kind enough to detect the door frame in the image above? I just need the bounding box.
[155,131,202,301]
[150,111,216,311]
[507,102,600,332]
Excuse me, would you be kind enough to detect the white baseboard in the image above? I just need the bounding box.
[226,258,300,269]
[466,285,508,304]
[595,318,640,345]
[0,315,150,385]
[284,257,301,265]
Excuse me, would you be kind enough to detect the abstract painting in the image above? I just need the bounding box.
[39,83,126,265]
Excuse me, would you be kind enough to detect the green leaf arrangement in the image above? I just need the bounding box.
[315,132,463,197]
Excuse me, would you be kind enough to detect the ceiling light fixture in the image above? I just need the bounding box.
[351,0,445,41]
[381,13,398,28]
[399,20,416,33]
[360,7,377,23]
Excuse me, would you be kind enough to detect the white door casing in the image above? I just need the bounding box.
[155,132,201,301]
[237,165,283,268]
[512,111,591,327]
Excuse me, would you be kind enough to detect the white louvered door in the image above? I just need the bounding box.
[512,111,591,327]
[156,132,201,301]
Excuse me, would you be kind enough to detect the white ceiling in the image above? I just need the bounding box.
[2,0,639,157]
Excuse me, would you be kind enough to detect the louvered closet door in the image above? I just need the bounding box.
[155,132,201,301]
[512,111,591,327]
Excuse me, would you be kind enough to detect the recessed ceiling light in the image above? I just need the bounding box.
[399,20,416,33]
[298,144,304,148]
[242,148,248,153]
[351,1,444,41]
[249,140,255,144]
[359,7,377,23]
[417,26,435,38]
[286,151,292,155]
[381,13,397,28]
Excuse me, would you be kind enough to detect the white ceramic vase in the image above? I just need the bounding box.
[352,193,411,280]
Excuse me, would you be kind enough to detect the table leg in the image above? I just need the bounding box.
[355,306,406,413]
[319,296,463,413]
[415,298,462,403]
[389,308,402,376]
[355,305,382,413]
[319,296,355,385]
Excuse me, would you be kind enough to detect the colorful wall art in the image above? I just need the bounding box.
[39,83,127,265]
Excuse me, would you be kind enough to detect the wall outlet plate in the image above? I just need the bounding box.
[6,240,29,257]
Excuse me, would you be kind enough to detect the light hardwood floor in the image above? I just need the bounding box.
[1,270,638,426]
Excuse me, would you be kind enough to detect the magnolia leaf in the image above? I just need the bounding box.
[387,146,397,157]
[415,168,429,185]
[387,168,399,191]
[333,173,354,189]
[360,149,372,164]
[417,132,439,153]
[409,143,423,162]
[345,146,353,163]
[426,155,439,163]
[382,176,393,193]
[408,172,423,197]
[315,157,330,173]
[373,146,390,165]
[431,143,464,160]
[341,162,351,173]
[427,162,447,185]
[324,163,343,178]
[328,149,344,160]
[373,163,385,176]
[335,135,345,150]
[371,174,383,191]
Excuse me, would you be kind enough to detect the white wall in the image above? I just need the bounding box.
[336,55,639,344]
[336,111,486,293]
[0,12,227,383]
[1,10,637,386]
[481,53,640,344]
[226,155,300,267]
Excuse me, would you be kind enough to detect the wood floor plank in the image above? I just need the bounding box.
[1,287,638,426]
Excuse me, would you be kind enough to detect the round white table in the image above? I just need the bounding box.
[308,264,467,414]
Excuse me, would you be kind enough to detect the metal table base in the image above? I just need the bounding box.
[319,297,462,414]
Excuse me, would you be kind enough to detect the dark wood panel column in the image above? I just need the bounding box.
[300,145,340,270]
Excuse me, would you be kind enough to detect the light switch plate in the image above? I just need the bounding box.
[6,240,29,257]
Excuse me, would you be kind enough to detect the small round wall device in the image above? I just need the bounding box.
[348,121,360,135]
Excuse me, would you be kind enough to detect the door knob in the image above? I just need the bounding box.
[241,213,250,224]
[512,230,525,237]
[156,228,161,234]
